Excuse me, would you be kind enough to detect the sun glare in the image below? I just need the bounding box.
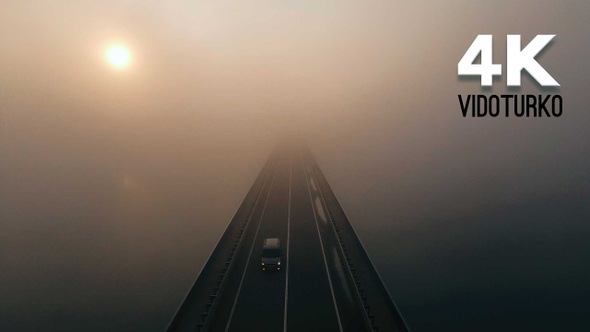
[106,45,131,69]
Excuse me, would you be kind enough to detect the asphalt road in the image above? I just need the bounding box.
[204,147,367,332]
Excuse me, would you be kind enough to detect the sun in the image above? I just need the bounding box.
[106,45,131,69]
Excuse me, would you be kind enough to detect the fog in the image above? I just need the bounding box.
[1,1,589,331]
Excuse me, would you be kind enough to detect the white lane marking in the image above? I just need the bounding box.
[283,157,292,332]
[309,177,317,191]
[314,196,327,224]
[225,169,276,332]
[302,157,344,332]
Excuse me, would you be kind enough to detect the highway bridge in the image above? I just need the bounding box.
[167,145,409,332]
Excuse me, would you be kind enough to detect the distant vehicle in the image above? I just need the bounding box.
[261,238,282,271]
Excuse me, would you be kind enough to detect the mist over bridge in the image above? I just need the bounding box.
[167,144,409,332]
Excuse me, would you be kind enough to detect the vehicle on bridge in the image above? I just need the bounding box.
[261,238,282,271]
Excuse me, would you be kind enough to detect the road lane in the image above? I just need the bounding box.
[303,151,369,332]
[205,156,279,331]
[285,150,341,331]
[283,157,292,332]
[225,152,290,332]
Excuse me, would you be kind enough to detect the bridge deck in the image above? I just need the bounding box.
[168,145,409,332]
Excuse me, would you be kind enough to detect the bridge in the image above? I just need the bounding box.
[167,144,410,332]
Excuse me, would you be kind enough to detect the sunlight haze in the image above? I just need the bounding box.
[1,1,589,331]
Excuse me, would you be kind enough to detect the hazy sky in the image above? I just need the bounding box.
[1,1,589,331]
